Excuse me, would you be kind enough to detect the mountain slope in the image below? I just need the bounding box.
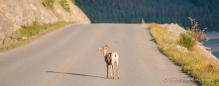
[0,0,90,45]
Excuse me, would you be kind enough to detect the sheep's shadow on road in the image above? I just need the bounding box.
[47,71,106,79]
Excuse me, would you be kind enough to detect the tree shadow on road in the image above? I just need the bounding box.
[47,71,106,79]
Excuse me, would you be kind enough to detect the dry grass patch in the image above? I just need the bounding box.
[149,23,219,86]
[0,22,73,53]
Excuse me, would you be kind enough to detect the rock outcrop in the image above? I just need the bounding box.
[159,23,218,60]
[159,23,185,37]
[0,0,90,45]
[195,42,218,60]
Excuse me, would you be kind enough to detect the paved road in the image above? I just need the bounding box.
[0,24,198,86]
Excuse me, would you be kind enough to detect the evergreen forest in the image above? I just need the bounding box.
[76,0,219,32]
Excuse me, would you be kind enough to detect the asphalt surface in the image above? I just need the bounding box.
[0,24,198,86]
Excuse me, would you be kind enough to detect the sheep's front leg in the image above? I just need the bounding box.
[110,65,114,79]
[106,65,108,79]
[109,66,112,79]
[113,66,115,79]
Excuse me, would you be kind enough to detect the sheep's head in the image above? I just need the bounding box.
[98,45,109,55]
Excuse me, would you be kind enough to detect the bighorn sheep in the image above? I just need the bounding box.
[98,45,120,79]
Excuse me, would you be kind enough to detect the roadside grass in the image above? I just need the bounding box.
[18,22,48,40]
[60,0,70,13]
[148,23,219,86]
[71,0,76,5]
[42,0,55,9]
[0,22,73,53]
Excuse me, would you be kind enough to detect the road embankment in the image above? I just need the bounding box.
[148,23,219,86]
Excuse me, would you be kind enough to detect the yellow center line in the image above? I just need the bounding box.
[48,56,76,86]
[48,28,104,86]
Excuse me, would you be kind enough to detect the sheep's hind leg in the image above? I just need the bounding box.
[117,68,120,79]
[116,63,120,79]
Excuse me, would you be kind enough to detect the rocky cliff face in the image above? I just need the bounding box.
[0,0,90,45]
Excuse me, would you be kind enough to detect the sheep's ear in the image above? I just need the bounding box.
[105,45,110,49]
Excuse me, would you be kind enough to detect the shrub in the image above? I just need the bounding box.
[141,18,145,24]
[177,30,195,49]
[42,0,55,9]
[60,0,71,12]
[177,17,208,49]
[188,17,208,42]
[71,0,76,5]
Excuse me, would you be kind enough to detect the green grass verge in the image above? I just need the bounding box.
[148,23,219,86]
[18,22,48,40]
[60,0,71,13]
[42,0,55,9]
[0,22,73,53]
